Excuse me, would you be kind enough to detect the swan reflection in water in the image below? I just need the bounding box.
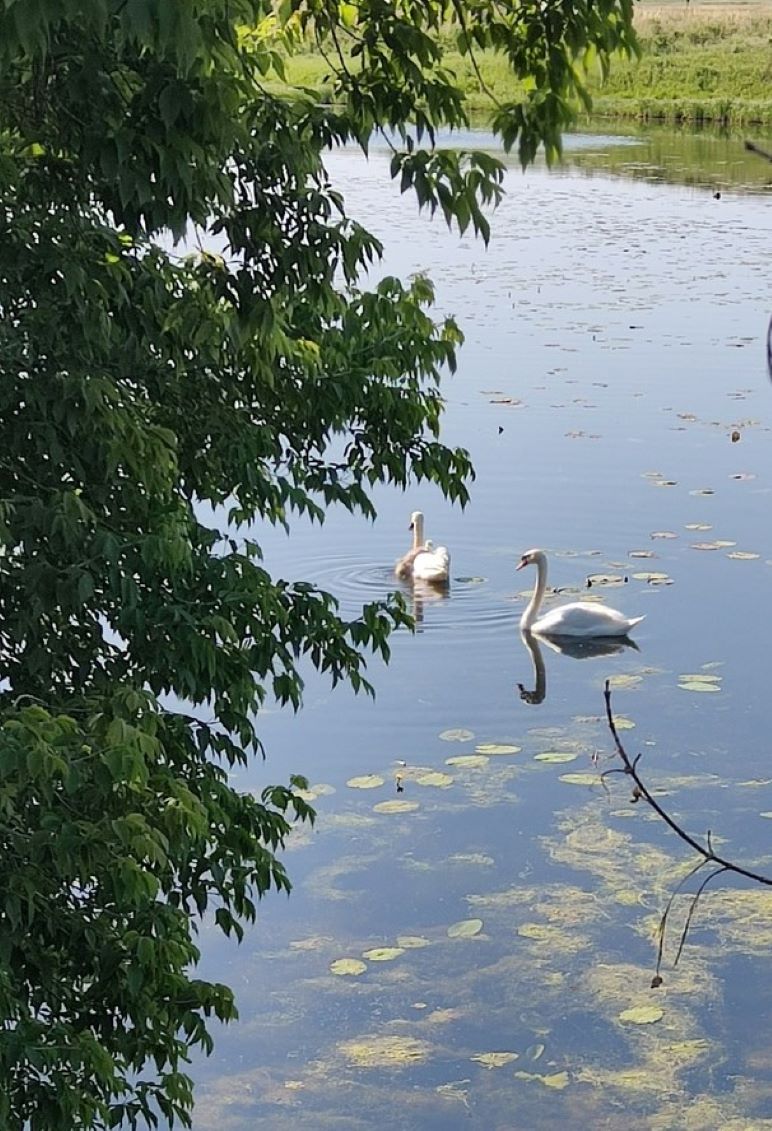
[517,629,639,705]
[398,577,450,630]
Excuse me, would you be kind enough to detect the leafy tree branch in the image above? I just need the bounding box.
[0,1,637,1125]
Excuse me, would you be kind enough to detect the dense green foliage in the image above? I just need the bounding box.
[0,0,636,1126]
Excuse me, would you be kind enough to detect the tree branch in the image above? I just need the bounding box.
[744,139,772,163]
[603,679,772,984]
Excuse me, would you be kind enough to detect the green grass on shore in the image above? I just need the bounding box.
[278,5,772,126]
[589,5,772,124]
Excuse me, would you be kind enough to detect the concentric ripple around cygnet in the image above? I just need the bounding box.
[300,554,515,640]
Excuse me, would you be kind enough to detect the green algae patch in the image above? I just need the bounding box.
[471,1051,519,1069]
[337,1035,432,1068]
[619,1005,664,1025]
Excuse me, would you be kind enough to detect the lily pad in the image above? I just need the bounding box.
[362,947,405,962]
[650,531,677,539]
[415,771,454,788]
[447,918,483,939]
[727,551,760,560]
[475,743,521,755]
[534,751,578,764]
[633,571,672,584]
[619,1005,664,1025]
[613,715,636,730]
[373,799,420,814]
[607,674,643,689]
[587,573,626,587]
[685,523,712,531]
[471,1052,519,1069]
[439,728,474,742]
[678,673,721,693]
[347,774,385,789]
[330,958,367,976]
[559,773,601,786]
[396,935,431,949]
[445,754,489,769]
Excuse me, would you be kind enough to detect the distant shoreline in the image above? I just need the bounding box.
[276,4,772,127]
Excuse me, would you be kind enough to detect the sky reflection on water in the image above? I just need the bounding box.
[190,131,772,1130]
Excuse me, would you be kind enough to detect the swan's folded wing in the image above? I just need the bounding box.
[413,544,450,582]
[534,601,641,637]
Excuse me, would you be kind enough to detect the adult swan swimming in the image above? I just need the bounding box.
[395,511,450,584]
[516,548,644,638]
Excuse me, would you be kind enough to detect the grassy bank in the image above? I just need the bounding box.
[588,5,772,125]
[280,4,772,127]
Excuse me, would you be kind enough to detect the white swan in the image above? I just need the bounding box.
[516,548,644,638]
[413,539,451,584]
[395,512,450,584]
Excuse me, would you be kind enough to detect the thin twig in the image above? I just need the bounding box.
[674,864,728,967]
[450,0,504,109]
[654,857,708,979]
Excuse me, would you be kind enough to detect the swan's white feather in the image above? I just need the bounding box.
[532,602,644,638]
[413,540,450,583]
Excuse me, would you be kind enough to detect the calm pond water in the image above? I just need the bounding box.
[190,128,772,1129]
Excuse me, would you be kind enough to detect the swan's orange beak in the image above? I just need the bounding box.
[516,556,527,571]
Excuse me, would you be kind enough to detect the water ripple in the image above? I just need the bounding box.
[298,554,515,640]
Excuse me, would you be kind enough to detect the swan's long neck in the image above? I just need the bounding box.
[412,514,424,551]
[520,554,547,631]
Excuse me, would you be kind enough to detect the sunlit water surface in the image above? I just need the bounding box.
[190,129,772,1130]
